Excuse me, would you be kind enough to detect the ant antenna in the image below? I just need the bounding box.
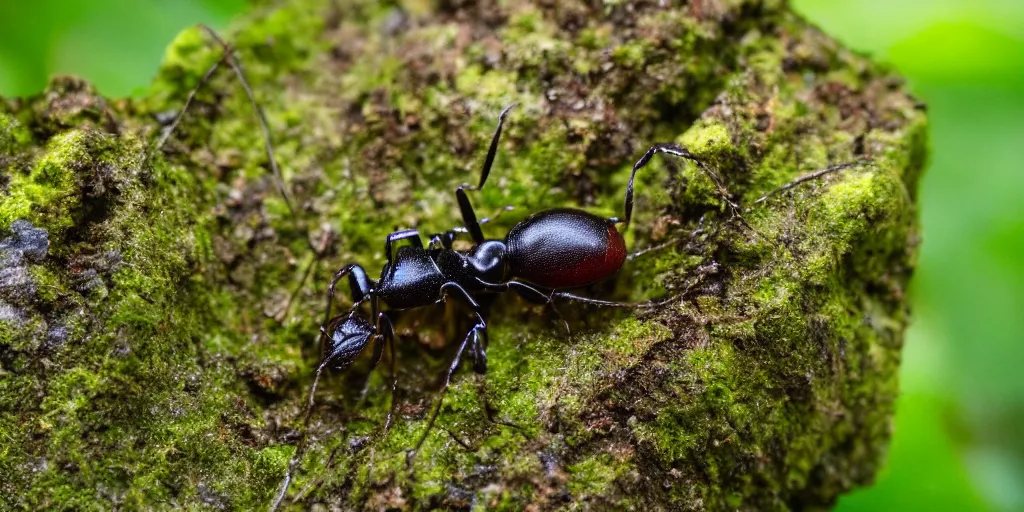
[152,54,226,155]
[166,25,323,325]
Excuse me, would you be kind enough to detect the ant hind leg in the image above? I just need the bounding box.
[622,143,740,232]
[494,280,677,310]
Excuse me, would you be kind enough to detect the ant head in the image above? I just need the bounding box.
[469,240,508,284]
[321,313,374,372]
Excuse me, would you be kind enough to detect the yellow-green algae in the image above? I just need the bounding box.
[0,0,926,509]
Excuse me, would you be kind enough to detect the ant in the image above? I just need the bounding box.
[275,115,862,507]
[154,25,866,511]
[313,104,699,451]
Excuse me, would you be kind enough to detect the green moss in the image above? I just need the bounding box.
[0,110,31,153]
[568,454,620,496]
[0,0,925,509]
[0,131,82,230]
[611,40,653,69]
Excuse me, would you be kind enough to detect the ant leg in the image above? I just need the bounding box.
[750,161,867,206]
[476,103,517,190]
[627,239,679,261]
[355,320,386,404]
[270,357,330,512]
[378,312,399,432]
[322,265,355,343]
[549,300,572,336]
[456,189,485,244]
[274,310,377,512]
[621,143,738,231]
[485,279,675,310]
[549,290,678,309]
[408,283,488,461]
[626,213,712,262]
[429,204,514,250]
[455,104,517,243]
[321,264,373,342]
[409,312,485,462]
[384,229,424,266]
[438,281,484,310]
[501,281,552,304]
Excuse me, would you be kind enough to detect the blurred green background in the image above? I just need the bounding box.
[1,1,1021,509]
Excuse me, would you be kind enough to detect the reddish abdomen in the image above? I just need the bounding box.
[505,208,626,289]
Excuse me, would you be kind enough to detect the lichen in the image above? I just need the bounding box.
[0,0,926,509]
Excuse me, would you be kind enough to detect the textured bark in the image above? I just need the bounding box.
[0,0,926,509]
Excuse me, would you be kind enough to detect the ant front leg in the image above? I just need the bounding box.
[376,311,399,432]
[409,282,489,461]
[438,283,489,372]
[321,264,374,342]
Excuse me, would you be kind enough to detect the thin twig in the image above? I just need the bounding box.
[752,161,867,206]
[199,24,296,215]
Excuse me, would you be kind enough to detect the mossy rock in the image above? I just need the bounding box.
[0,0,926,509]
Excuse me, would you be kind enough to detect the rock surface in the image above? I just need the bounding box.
[0,0,926,509]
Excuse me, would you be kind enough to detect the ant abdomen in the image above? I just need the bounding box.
[505,208,626,289]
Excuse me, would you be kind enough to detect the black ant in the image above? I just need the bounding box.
[313,103,698,446]
[154,25,865,511]
[276,119,862,507]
